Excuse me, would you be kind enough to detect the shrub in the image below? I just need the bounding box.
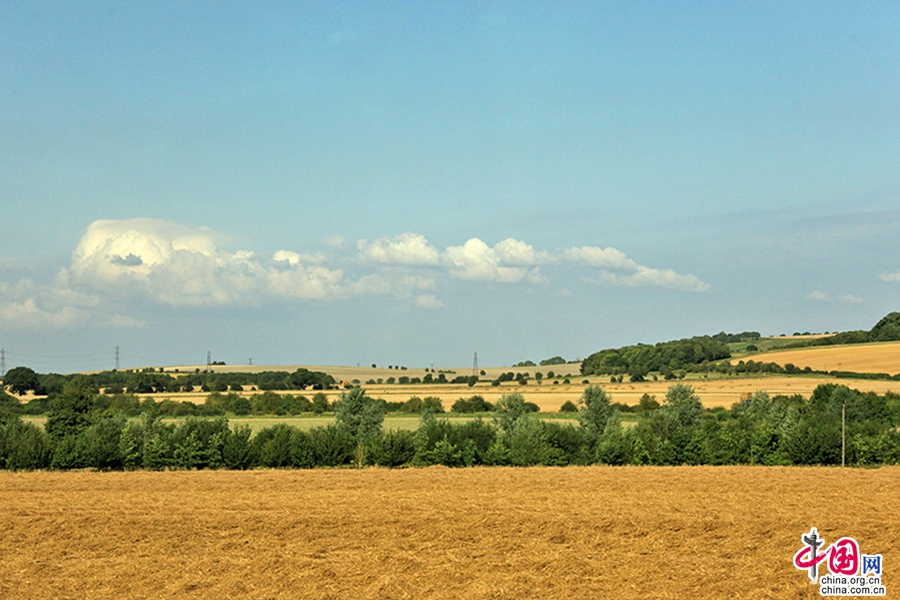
[0,418,52,470]
[223,425,254,470]
[254,424,296,468]
[367,429,416,467]
[310,425,354,467]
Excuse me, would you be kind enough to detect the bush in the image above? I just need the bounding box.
[367,429,416,467]
[451,395,493,413]
[310,425,354,467]
[223,425,254,470]
[507,416,565,466]
[0,418,52,470]
[254,424,297,468]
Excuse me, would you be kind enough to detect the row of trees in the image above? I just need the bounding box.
[782,312,900,349]
[580,336,733,379]
[1,367,339,398]
[0,387,519,419]
[1,378,899,470]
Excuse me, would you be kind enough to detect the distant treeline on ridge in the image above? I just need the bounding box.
[580,312,900,380]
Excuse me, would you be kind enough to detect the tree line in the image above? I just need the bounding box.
[580,336,734,380]
[1,378,898,470]
[780,312,900,349]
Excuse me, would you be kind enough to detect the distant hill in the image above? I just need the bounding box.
[580,335,733,379]
[580,313,900,380]
[778,312,900,349]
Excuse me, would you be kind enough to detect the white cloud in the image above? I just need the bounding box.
[415,294,444,309]
[563,246,638,270]
[442,238,535,283]
[357,233,440,266]
[266,264,347,300]
[2,220,715,331]
[493,238,553,266]
[0,299,84,330]
[0,276,102,330]
[880,271,900,282]
[565,245,708,292]
[72,218,347,305]
[839,294,863,304]
[807,291,830,302]
[272,250,326,266]
[594,268,710,292]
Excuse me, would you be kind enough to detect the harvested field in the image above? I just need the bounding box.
[166,363,586,382]
[740,342,900,375]
[35,374,900,415]
[0,467,896,599]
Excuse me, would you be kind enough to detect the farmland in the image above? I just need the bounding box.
[0,466,895,599]
[46,373,900,413]
[740,341,900,375]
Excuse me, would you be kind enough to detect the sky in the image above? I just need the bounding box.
[1,1,899,374]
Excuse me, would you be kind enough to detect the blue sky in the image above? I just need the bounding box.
[1,1,899,373]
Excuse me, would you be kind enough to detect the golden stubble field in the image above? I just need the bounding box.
[0,467,896,599]
[742,342,900,375]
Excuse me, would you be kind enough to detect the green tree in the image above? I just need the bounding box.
[4,366,41,396]
[493,392,528,434]
[334,387,385,441]
[577,385,612,438]
[45,375,97,441]
[663,384,703,429]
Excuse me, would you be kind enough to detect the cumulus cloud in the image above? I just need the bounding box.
[594,267,710,292]
[493,238,553,266]
[415,294,444,309]
[71,218,347,305]
[564,246,638,270]
[1,219,714,331]
[880,271,900,283]
[565,245,709,292]
[807,291,830,302]
[0,299,84,330]
[357,233,440,265]
[442,238,540,283]
[0,277,99,330]
[272,250,326,266]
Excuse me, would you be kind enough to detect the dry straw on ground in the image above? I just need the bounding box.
[1,466,896,599]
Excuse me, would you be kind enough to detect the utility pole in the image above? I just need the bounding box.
[249,357,253,366]
[473,352,478,377]
[115,346,120,371]
[207,351,211,373]
[0,348,5,378]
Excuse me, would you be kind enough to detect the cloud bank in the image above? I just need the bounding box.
[0,218,712,330]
